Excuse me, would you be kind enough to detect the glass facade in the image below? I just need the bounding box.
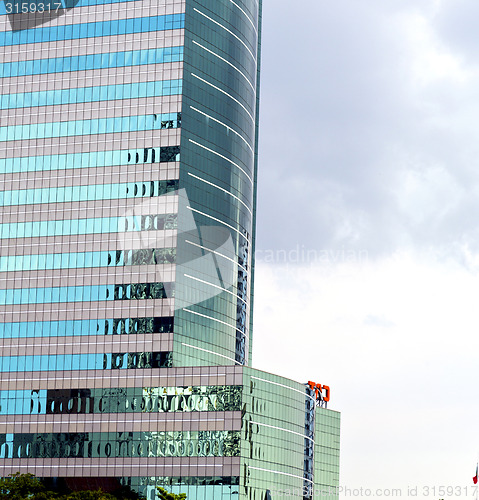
[314,408,341,500]
[172,0,259,367]
[0,385,243,415]
[0,430,241,459]
[0,317,174,338]
[0,0,340,498]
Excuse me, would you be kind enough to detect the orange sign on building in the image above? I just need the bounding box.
[307,381,330,403]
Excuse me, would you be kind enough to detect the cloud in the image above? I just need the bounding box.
[258,0,479,263]
[255,2,479,493]
[252,253,479,492]
[363,314,395,328]
[435,0,479,66]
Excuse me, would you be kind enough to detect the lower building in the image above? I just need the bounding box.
[0,365,339,499]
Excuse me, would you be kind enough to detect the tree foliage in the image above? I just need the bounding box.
[156,487,186,500]
[0,473,45,500]
[0,474,146,500]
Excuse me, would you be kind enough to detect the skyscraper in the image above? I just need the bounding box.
[0,0,340,498]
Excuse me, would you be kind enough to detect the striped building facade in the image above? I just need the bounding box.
[0,0,340,498]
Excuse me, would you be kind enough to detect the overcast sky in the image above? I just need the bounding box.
[253,0,479,497]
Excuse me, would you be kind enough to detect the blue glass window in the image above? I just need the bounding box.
[0,248,176,272]
[0,213,177,239]
[0,79,182,109]
[0,46,183,79]
[0,179,178,206]
[0,351,172,373]
[0,385,241,415]
[0,113,180,142]
[0,282,174,305]
[0,146,180,174]
[0,317,174,339]
[0,13,184,46]
[0,0,142,15]
[0,429,239,458]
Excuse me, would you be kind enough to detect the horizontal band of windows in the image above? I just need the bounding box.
[125,476,240,499]
[0,0,142,15]
[0,79,182,110]
[0,248,176,272]
[0,146,180,174]
[0,317,173,339]
[0,282,174,305]
[0,113,180,142]
[121,477,240,489]
[0,336,173,360]
[0,385,241,415]
[0,179,178,207]
[1,0,185,32]
[0,429,240,459]
[0,213,177,239]
[0,351,172,374]
[0,131,181,160]
[4,100,181,130]
[0,13,184,46]
[0,310,176,331]
[0,478,239,495]
[0,46,183,79]
[0,231,177,256]
[0,254,177,281]
[0,205,179,228]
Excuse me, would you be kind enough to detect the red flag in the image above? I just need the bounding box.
[473,464,478,485]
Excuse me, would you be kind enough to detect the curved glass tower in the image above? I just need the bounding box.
[174,0,260,367]
[0,0,340,498]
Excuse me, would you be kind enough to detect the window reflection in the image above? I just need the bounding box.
[0,146,180,174]
[0,282,174,305]
[0,180,179,207]
[119,476,240,500]
[0,113,181,142]
[0,316,174,339]
[0,430,241,458]
[0,248,176,272]
[0,213,177,239]
[0,385,242,415]
[0,386,242,415]
[0,351,172,373]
